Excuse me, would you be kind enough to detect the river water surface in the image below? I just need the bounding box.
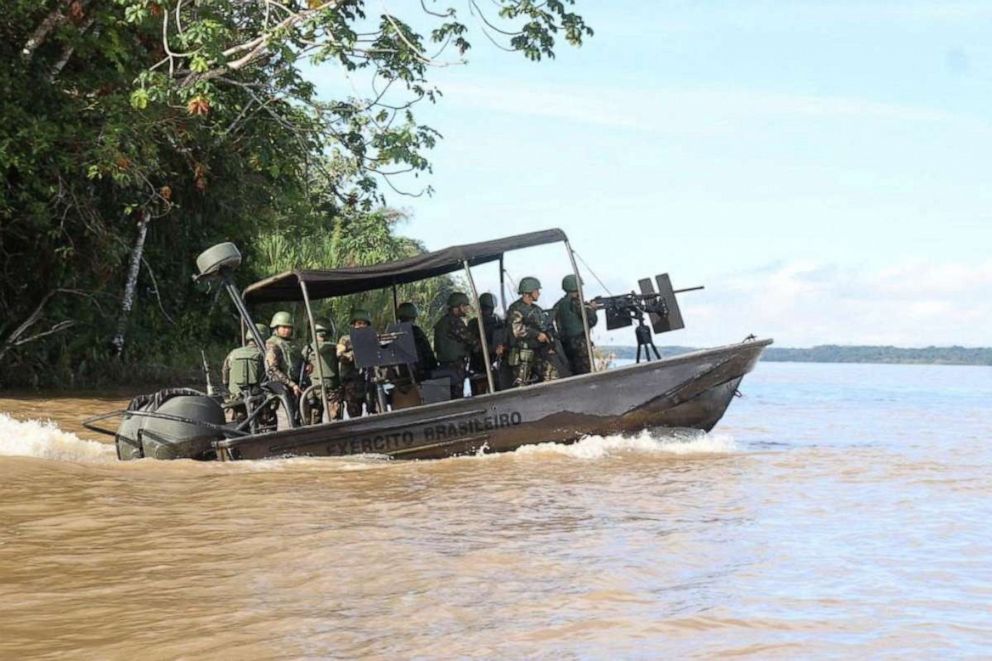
[1,362,990,658]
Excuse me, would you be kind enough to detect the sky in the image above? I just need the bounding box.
[310,1,992,348]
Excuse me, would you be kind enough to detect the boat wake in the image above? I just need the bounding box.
[509,428,737,460]
[0,413,116,463]
[0,412,736,467]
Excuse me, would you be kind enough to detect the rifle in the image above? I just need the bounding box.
[536,310,572,378]
[200,350,216,396]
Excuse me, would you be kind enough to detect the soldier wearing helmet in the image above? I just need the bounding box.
[265,311,305,397]
[507,277,563,385]
[302,319,342,422]
[469,292,508,393]
[265,311,306,429]
[397,301,438,381]
[336,308,373,418]
[221,322,269,421]
[433,291,480,398]
[552,274,599,375]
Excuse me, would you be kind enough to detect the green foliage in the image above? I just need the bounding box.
[0,1,589,388]
[252,209,459,334]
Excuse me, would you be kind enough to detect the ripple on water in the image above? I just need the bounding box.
[1,366,991,658]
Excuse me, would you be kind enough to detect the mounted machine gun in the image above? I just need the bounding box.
[592,274,703,363]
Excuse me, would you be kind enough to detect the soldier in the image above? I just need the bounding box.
[302,320,342,423]
[469,293,508,393]
[337,309,373,418]
[397,301,438,381]
[221,322,269,421]
[433,292,480,398]
[507,277,566,385]
[552,274,599,375]
[265,311,305,429]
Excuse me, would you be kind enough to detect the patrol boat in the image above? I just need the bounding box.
[84,229,772,461]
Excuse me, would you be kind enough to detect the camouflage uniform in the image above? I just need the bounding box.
[552,295,599,375]
[265,334,304,429]
[303,339,342,423]
[265,335,304,389]
[337,334,369,418]
[433,312,480,398]
[507,299,561,385]
[469,312,509,392]
[410,323,438,381]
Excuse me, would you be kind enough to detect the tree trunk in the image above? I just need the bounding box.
[112,213,149,357]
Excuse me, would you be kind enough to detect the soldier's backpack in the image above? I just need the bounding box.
[228,345,264,397]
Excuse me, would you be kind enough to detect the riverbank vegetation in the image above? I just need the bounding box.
[1,1,590,388]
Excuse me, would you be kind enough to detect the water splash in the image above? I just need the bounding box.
[511,428,737,459]
[0,413,115,463]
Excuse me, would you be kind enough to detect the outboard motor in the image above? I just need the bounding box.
[116,389,225,460]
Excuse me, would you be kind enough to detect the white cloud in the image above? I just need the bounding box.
[673,259,992,348]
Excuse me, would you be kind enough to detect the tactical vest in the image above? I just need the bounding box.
[412,324,439,371]
[507,300,547,349]
[338,335,359,381]
[309,341,340,387]
[227,345,264,397]
[433,314,470,364]
[553,295,595,339]
[267,335,304,379]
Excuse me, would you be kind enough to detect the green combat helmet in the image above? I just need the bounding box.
[350,308,372,324]
[397,302,418,321]
[253,322,270,340]
[479,293,497,309]
[562,274,582,292]
[518,277,542,294]
[270,311,293,328]
[314,320,330,334]
[447,292,470,308]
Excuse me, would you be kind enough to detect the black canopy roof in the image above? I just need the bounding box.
[243,228,568,303]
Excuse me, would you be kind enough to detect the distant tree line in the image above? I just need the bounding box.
[601,345,992,366]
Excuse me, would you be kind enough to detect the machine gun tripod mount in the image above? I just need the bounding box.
[592,274,704,364]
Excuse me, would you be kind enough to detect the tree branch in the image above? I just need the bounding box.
[21,1,74,62]
[0,288,92,362]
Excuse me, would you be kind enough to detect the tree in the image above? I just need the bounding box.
[0,1,591,387]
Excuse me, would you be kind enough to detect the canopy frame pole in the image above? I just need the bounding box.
[298,276,329,423]
[222,278,268,349]
[463,260,496,394]
[391,284,399,323]
[564,239,597,373]
[499,255,508,315]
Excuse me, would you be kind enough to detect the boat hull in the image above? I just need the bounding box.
[215,339,771,461]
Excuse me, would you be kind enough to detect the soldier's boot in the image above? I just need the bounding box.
[512,361,533,387]
[327,390,343,420]
[539,356,561,382]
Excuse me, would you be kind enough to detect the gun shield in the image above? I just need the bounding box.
[651,274,685,333]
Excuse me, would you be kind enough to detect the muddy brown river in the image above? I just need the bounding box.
[1,363,990,657]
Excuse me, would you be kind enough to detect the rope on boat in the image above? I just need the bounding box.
[573,250,613,296]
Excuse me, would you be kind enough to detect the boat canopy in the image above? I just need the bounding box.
[242,228,568,303]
